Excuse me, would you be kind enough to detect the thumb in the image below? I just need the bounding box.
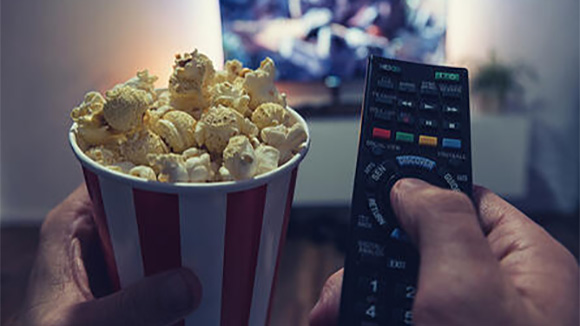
[390,179,499,289]
[71,268,202,326]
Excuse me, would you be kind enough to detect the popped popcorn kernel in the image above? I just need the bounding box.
[71,50,308,183]
[104,85,151,132]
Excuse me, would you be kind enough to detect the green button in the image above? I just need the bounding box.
[396,132,415,143]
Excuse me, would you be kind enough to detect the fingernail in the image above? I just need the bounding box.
[161,269,200,315]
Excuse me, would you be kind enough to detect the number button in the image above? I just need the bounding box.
[403,310,414,325]
[392,308,414,325]
[395,283,416,301]
[365,304,377,319]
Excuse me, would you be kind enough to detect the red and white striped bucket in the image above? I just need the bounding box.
[69,108,310,326]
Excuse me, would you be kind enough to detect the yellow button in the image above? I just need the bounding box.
[419,135,438,147]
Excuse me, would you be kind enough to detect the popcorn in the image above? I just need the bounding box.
[261,123,308,164]
[194,105,258,155]
[154,110,197,152]
[153,90,171,108]
[103,85,152,132]
[129,166,157,180]
[185,153,214,182]
[120,130,169,165]
[182,147,208,160]
[251,103,290,129]
[85,146,119,165]
[254,145,280,176]
[147,152,214,183]
[107,161,136,174]
[71,50,308,183]
[71,92,124,147]
[223,135,257,180]
[124,70,159,98]
[243,57,287,110]
[218,165,234,182]
[169,50,215,118]
[214,59,245,84]
[148,154,189,183]
[211,82,251,117]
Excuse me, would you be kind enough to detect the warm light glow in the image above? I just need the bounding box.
[40,0,224,91]
[446,1,494,69]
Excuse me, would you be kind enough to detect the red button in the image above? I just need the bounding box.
[372,127,391,140]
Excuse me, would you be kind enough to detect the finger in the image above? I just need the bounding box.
[473,186,579,325]
[390,178,504,310]
[473,185,577,264]
[71,268,202,326]
[309,269,343,326]
[40,184,93,247]
[391,179,497,268]
[26,185,96,304]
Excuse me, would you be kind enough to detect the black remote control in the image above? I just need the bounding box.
[338,56,473,326]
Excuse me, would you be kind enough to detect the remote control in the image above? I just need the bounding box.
[338,56,473,326]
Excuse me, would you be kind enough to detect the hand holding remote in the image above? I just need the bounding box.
[310,179,579,326]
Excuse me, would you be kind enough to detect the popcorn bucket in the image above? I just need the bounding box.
[69,108,309,326]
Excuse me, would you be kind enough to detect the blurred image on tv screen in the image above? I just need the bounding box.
[220,0,447,82]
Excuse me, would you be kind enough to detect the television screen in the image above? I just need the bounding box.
[220,0,447,82]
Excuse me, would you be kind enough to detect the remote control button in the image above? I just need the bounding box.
[439,170,461,191]
[389,228,411,243]
[392,308,414,325]
[420,102,438,111]
[418,135,438,147]
[395,132,414,143]
[398,99,415,109]
[370,106,396,121]
[365,140,386,157]
[358,275,386,295]
[378,62,402,74]
[367,196,388,227]
[442,138,462,149]
[444,120,461,131]
[370,107,396,121]
[356,214,374,230]
[442,104,460,114]
[439,83,462,98]
[457,174,469,182]
[357,240,386,264]
[398,112,414,125]
[372,127,392,140]
[398,81,416,93]
[394,283,417,301]
[419,118,438,129]
[356,302,386,323]
[395,155,436,171]
[377,77,395,90]
[387,257,408,271]
[420,81,438,95]
[373,92,396,105]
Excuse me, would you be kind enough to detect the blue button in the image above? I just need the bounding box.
[442,138,462,149]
